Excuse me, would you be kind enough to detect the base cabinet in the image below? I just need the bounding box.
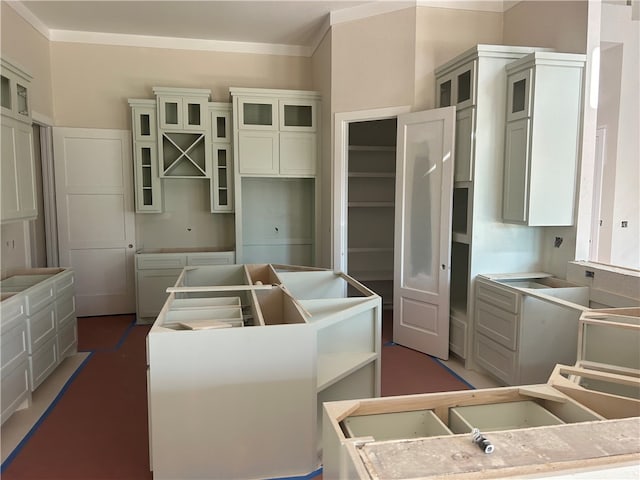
[146,264,381,479]
[473,275,589,385]
[134,250,235,324]
[0,268,77,424]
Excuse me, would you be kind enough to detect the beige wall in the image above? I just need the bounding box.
[503,0,588,53]
[414,6,503,110]
[50,42,312,129]
[311,31,332,267]
[331,7,416,113]
[1,2,54,120]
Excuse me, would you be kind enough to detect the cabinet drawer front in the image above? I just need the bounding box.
[55,294,76,328]
[187,252,235,266]
[475,300,518,350]
[136,254,186,270]
[57,321,78,360]
[476,281,519,313]
[29,336,58,391]
[1,359,30,425]
[0,295,26,331]
[474,333,516,385]
[1,322,28,371]
[26,303,57,354]
[54,270,74,298]
[24,280,55,315]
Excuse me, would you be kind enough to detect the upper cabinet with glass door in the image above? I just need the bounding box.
[152,87,212,178]
[231,88,320,177]
[1,58,32,124]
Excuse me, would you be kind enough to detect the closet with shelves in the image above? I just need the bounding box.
[346,119,397,308]
[230,87,320,265]
[434,45,551,362]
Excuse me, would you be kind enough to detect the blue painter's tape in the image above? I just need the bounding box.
[1,352,94,472]
[431,356,476,390]
[266,466,323,480]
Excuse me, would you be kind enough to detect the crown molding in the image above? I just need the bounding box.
[330,1,416,25]
[48,29,311,56]
[417,0,508,13]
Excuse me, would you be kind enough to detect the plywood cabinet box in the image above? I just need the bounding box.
[146,264,381,479]
[0,268,78,424]
[323,363,640,480]
[1,58,37,224]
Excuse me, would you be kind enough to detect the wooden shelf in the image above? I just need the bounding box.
[349,145,395,152]
[317,352,378,392]
[348,172,394,178]
[348,202,394,208]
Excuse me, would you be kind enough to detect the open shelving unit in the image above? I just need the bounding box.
[346,120,397,308]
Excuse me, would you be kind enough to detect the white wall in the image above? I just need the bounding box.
[597,2,640,269]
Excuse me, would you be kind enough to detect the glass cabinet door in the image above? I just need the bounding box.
[238,98,277,130]
[210,108,232,142]
[279,99,316,131]
[159,96,182,129]
[506,68,532,122]
[182,97,208,131]
[454,62,476,110]
[133,107,156,142]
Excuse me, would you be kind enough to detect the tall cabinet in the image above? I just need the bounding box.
[230,87,320,265]
[1,58,37,223]
[434,45,549,363]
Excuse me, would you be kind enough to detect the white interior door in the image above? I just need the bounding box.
[393,107,455,360]
[53,128,135,316]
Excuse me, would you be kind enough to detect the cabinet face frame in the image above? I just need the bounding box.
[280,132,317,176]
[237,130,279,175]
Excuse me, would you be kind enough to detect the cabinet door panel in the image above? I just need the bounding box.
[238,131,279,175]
[280,132,316,176]
[454,61,476,110]
[454,107,475,183]
[158,96,182,129]
[238,98,277,130]
[502,119,531,223]
[137,269,182,319]
[279,100,316,132]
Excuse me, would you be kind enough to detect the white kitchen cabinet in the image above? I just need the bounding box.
[1,115,37,223]
[153,87,211,178]
[129,99,162,213]
[231,87,319,177]
[209,103,233,212]
[231,88,321,265]
[154,88,209,132]
[502,52,586,226]
[134,250,235,324]
[434,45,550,362]
[473,274,589,385]
[1,58,31,123]
[0,268,77,410]
[146,264,381,480]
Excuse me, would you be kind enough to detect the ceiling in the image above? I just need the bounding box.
[14,1,377,50]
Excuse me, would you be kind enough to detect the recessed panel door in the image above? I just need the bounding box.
[53,128,135,316]
[393,107,455,360]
